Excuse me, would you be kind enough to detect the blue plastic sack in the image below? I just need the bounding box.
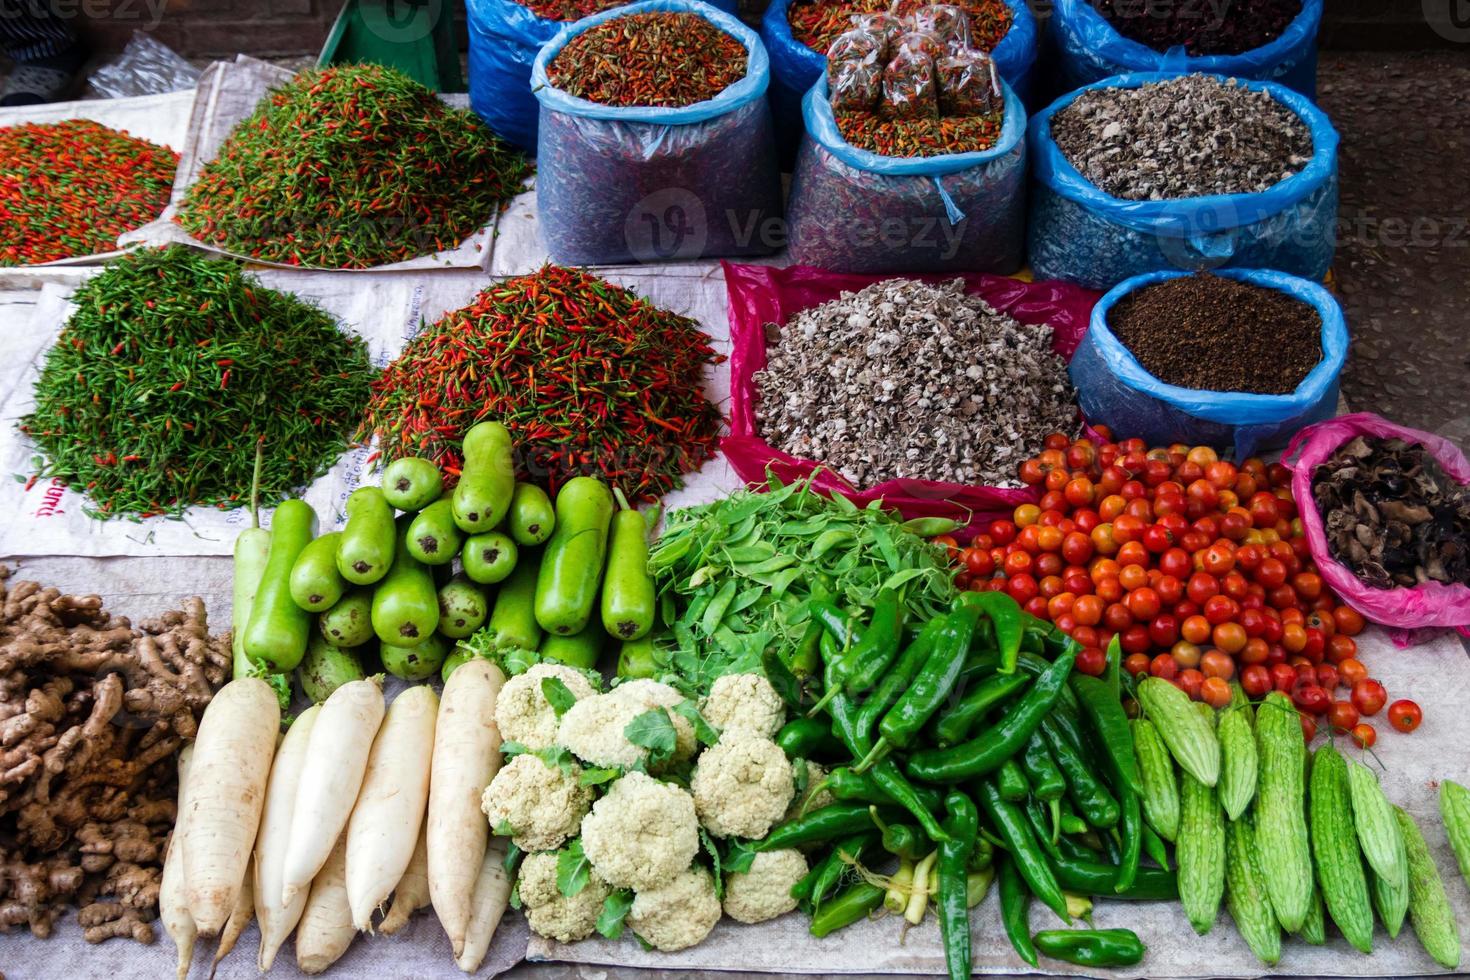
[532,0,781,265]
[1048,0,1322,98]
[467,0,738,152]
[761,0,1039,166]
[1027,72,1339,291]
[785,75,1026,273]
[1069,268,1347,457]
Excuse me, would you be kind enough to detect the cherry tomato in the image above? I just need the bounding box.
[1036,525,1065,554]
[1064,477,1096,508]
[1118,563,1149,592]
[1045,469,1068,493]
[1177,668,1205,700]
[1328,700,1360,733]
[1181,615,1212,645]
[1149,654,1178,681]
[1281,623,1307,654]
[1061,532,1094,566]
[1205,461,1238,489]
[1186,572,1220,606]
[1351,679,1387,717]
[1333,605,1366,637]
[1104,602,1134,632]
[1035,553,1064,578]
[1218,510,1252,541]
[1171,640,1202,669]
[1241,664,1272,698]
[1202,542,1236,576]
[1203,595,1239,626]
[1270,662,1298,693]
[1147,613,1178,648]
[1200,650,1235,680]
[1095,576,1124,603]
[1024,595,1050,619]
[1314,664,1339,691]
[1291,572,1323,601]
[1090,524,1119,556]
[1212,622,1247,654]
[990,520,1017,546]
[1387,699,1422,733]
[1121,624,1152,654]
[1073,595,1104,627]
[1302,628,1326,662]
[1116,541,1149,568]
[1003,550,1033,578]
[1350,723,1376,749]
[1327,634,1357,664]
[1044,433,1071,451]
[1200,676,1232,708]
[1234,543,1264,572]
[1294,684,1330,716]
[1248,491,1280,528]
[1124,652,1151,677]
[1254,557,1288,589]
[1301,713,1318,743]
[1019,459,1047,486]
[1239,637,1269,665]
[1075,646,1107,676]
[1006,573,1039,605]
[1125,587,1161,621]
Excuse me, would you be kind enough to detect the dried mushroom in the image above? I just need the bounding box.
[1312,436,1470,590]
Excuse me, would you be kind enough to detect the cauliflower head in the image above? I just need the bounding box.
[517,851,610,943]
[480,751,592,852]
[580,771,699,890]
[556,679,696,770]
[496,663,598,750]
[691,733,794,839]
[701,673,785,739]
[628,865,722,952]
[722,848,808,924]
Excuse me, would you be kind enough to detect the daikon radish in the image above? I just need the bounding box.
[210,872,253,976]
[183,677,280,936]
[282,676,384,905]
[295,837,355,975]
[161,746,196,980]
[379,827,430,935]
[455,840,511,973]
[428,659,506,956]
[254,703,321,970]
[346,684,438,930]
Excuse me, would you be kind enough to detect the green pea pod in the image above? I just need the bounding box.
[937,792,980,980]
[1041,715,1120,829]
[600,491,655,641]
[998,759,1030,802]
[957,590,1023,673]
[1033,928,1146,968]
[840,589,904,695]
[1070,673,1142,795]
[997,856,1039,967]
[1019,734,1066,803]
[933,672,1030,747]
[900,516,960,537]
[976,780,1069,922]
[809,881,885,938]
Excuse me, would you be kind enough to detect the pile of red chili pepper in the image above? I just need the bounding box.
[836,108,1002,157]
[0,119,177,266]
[547,11,748,109]
[514,0,625,19]
[789,0,1013,54]
[175,64,531,269]
[358,265,724,501]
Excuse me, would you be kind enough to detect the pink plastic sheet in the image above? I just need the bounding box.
[721,262,1101,535]
[1284,412,1470,635]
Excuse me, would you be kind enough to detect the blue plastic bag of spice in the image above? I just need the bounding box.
[1048,0,1323,98]
[467,0,739,153]
[1027,72,1339,292]
[762,0,1038,167]
[1068,268,1347,458]
[785,74,1026,274]
[532,0,781,266]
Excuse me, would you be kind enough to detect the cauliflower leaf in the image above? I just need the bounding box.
[624,708,677,766]
[557,839,592,898]
[671,699,719,747]
[596,890,634,939]
[541,675,578,718]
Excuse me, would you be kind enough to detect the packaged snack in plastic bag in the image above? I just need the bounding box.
[1027,72,1340,291]
[882,46,938,119]
[532,0,781,264]
[1068,268,1346,458]
[908,4,971,49]
[937,47,999,116]
[787,76,1026,273]
[828,27,883,66]
[1050,0,1323,98]
[1285,413,1470,633]
[721,261,1101,534]
[830,60,883,113]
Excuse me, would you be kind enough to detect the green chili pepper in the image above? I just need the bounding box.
[936,791,980,980]
[957,590,1023,674]
[1040,715,1120,829]
[871,811,928,861]
[1070,674,1142,796]
[816,766,943,815]
[1024,797,1065,863]
[1052,836,1179,900]
[1019,734,1066,802]
[997,759,1030,802]
[775,716,844,761]
[861,607,979,767]
[1102,633,1123,701]
[764,645,807,713]
[854,618,944,744]
[997,856,1039,967]
[905,649,1075,784]
[1141,823,1171,871]
[791,831,869,905]
[872,759,950,843]
[808,833,879,912]
[810,599,861,650]
[814,654,872,760]
[976,780,1069,922]
[790,616,824,679]
[758,803,880,851]
[809,881,885,938]
[1033,928,1147,967]
[1113,789,1143,893]
[933,672,1030,747]
[971,834,994,871]
[840,588,904,695]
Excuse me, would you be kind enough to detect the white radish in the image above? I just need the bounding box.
[346,684,438,930]
[428,659,505,957]
[209,871,253,977]
[183,677,280,936]
[282,676,384,905]
[379,826,430,935]
[294,836,355,975]
[455,839,511,973]
[254,703,321,971]
[161,746,196,980]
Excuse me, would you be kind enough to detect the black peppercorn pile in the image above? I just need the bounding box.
[1091,0,1302,57]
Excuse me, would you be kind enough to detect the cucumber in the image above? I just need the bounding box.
[600,497,655,641]
[337,486,395,585]
[1438,780,1470,888]
[451,421,515,533]
[508,482,555,546]
[406,497,464,566]
[242,499,318,671]
[370,516,440,647]
[437,576,488,640]
[319,589,374,648]
[381,456,442,512]
[1309,745,1373,953]
[1397,805,1463,969]
[534,477,614,635]
[485,547,543,652]
[1225,817,1280,965]
[231,526,271,678]
[288,531,347,612]
[381,633,448,681]
[1254,690,1313,932]
[462,531,518,585]
[298,634,364,703]
[1132,718,1179,842]
[539,623,603,671]
[1217,707,1258,821]
[1346,760,1408,934]
[1178,770,1225,935]
[1137,676,1219,787]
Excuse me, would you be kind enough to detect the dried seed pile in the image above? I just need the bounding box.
[754,278,1077,487]
[1051,75,1312,201]
[546,11,748,109]
[176,64,531,268]
[1313,436,1470,590]
[0,119,177,266]
[1091,0,1302,56]
[789,0,1012,56]
[1108,273,1322,394]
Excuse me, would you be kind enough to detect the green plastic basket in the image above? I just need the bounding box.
[319,0,465,92]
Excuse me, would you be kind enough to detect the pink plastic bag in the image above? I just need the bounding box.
[721,262,1101,536]
[1285,412,1470,634]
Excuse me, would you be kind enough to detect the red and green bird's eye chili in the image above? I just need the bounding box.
[977,780,1070,922]
[833,108,1005,159]
[546,11,749,109]
[904,648,1075,784]
[933,672,1030,747]
[176,64,530,270]
[1039,715,1121,829]
[514,0,626,20]
[1033,928,1147,968]
[997,855,1039,967]
[0,119,177,266]
[809,880,886,938]
[957,590,1024,674]
[787,0,1014,55]
[937,792,980,980]
[358,264,723,502]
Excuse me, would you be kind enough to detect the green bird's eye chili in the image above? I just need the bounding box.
[20,246,374,519]
[0,119,177,266]
[546,11,748,109]
[358,264,723,501]
[1033,928,1147,968]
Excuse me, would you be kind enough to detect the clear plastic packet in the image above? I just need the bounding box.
[894,30,945,61]
[850,11,906,59]
[882,46,938,120]
[87,31,201,98]
[937,47,1000,116]
[908,4,972,49]
[830,60,882,112]
[827,28,883,67]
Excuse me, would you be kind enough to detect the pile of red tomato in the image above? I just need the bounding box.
[943,431,1422,746]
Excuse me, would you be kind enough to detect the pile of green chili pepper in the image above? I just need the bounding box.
[759,592,1161,976]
